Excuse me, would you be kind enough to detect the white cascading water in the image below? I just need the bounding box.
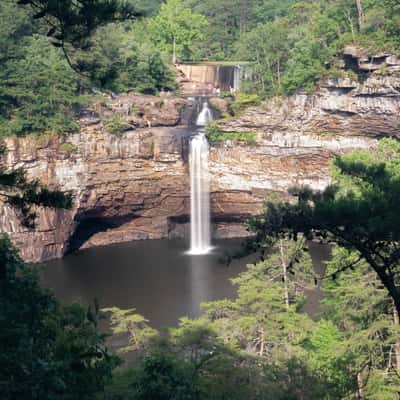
[195,102,212,127]
[189,101,213,254]
[233,66,241,91]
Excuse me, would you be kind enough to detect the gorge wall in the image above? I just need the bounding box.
[1,55,399,263]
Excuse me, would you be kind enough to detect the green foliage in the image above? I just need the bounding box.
[17,0,141,50]
[319,246,400,398]
[281,32,325,94]
[0,1,175,139]
[102,307,157,353]
[185,0,296,60]
[0,1,84,137]
[0,234,120,400]
[105,320,326,400]
[59,142,78,154]
[235,20,289,96]
[230,92,261,115]
[129,350,199,400]
[75,21,177,94]
[0,142,73,227]
[231,0,400,95]
[149,0,208,62]
[303,320,354,397]
[103,114,134,136]
[205,122,257,144]
[202,239,315,360]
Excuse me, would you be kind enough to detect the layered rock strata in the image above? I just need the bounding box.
[2,62,399,263]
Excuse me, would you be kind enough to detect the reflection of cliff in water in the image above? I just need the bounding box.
[177,63,252,95]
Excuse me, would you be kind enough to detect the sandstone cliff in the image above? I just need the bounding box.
[1,56,399,263]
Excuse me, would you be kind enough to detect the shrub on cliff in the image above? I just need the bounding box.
[230,93,261,115]
[205,122,257,144]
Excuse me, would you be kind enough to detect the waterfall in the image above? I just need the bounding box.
[189,101,212,254]
[196,102,212,126]
[233,66,241,91]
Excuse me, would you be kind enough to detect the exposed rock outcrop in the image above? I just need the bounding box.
[342,45,400,72]
[88,92,188,129]
[1,126,189,263]
[218,71,400,139]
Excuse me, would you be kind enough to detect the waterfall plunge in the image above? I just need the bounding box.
[195,102,212,127]
[189,102,212,255]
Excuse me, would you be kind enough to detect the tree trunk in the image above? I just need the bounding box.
[359,251,400,328]
[172,36,177,64]
[357,372,365,400]
[355,0,364,30]
[345,9,356,42]
[259,328,265,356]
[393,300,400,370]
[256,50,265,92]
[277,58,281,88]
[279,240,290,310]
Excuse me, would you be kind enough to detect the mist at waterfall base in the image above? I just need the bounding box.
[188,101,213,255]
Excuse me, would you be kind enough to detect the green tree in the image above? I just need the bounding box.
[313,246,400,399]
[202,239,315,360]
[0,234,119,400]
[107,316,326,400]
[150,0,208,63]
[103,307,157,353]
[303,320,354,398]
[0,1,83,137]
[75,21,176,94]
[0,34,84,137]
[235,21,289,95]
[282,28,325,94]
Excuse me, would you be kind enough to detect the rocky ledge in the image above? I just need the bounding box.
[218,75,400,139]
[1,57,398,263]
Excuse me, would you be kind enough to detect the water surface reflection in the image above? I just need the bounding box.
[42,239,330,329]
[42,239,252,329]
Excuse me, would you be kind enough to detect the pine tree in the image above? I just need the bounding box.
[202,239,315,361]
[321,246,400,399]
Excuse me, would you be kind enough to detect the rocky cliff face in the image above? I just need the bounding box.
[1,127,190,263]
[209,60,400,221]
[1,59,398,263]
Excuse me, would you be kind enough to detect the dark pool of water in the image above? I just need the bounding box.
[41,239,330,330]
[42,239,255,329]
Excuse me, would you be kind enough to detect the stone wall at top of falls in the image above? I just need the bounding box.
[176,63,250,95]
[1,56,399,263]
